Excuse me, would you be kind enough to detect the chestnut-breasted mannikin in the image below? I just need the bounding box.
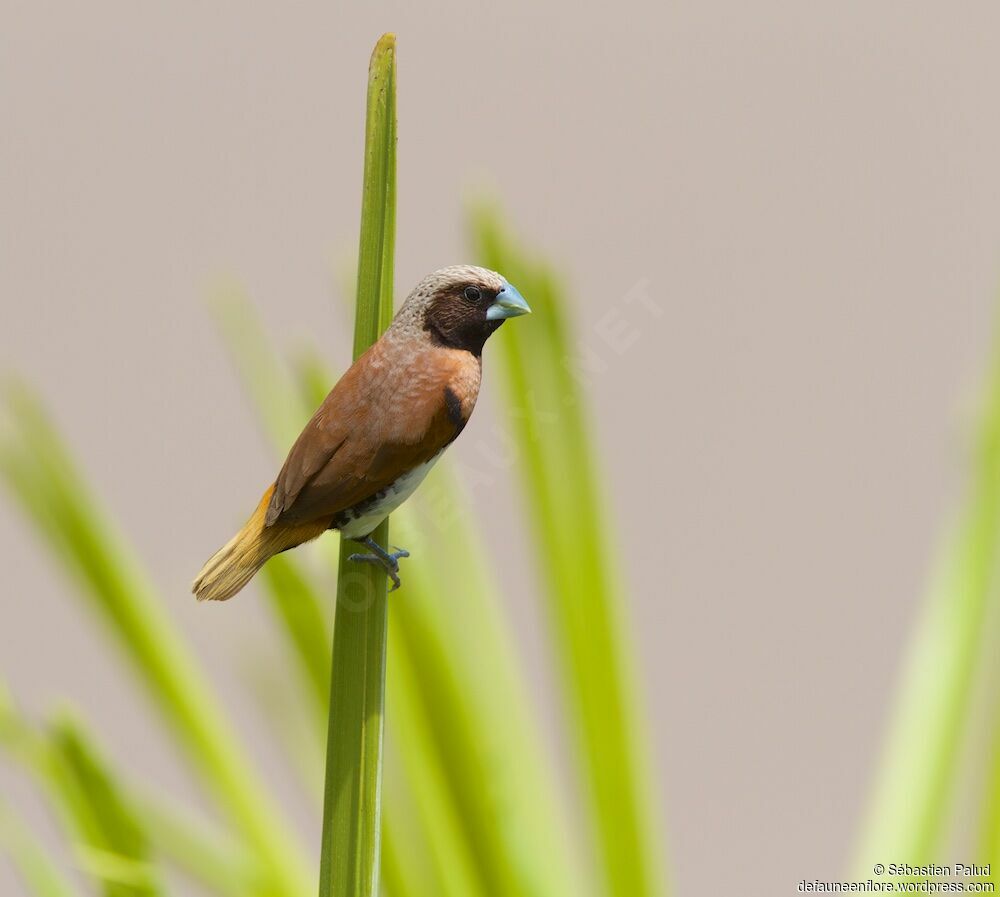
[193,265,530,600]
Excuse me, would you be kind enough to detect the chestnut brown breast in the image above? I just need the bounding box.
[265,337,482,527]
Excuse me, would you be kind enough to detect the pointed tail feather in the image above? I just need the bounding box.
[193,485,326,602]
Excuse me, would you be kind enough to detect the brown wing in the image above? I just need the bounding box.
[265,339,478,527]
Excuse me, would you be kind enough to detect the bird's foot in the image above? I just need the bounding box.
[348,537,410,592]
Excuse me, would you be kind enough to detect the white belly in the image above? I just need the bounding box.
[336,452,442,539]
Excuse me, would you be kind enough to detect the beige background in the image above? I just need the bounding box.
[3,3,999,895]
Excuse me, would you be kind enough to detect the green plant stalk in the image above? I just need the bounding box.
[471,206,667,897]
[318,33,396,897]
[0,389,311,897]
[855,310,1000,870]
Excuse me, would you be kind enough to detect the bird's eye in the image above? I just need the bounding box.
[463,285,482,303]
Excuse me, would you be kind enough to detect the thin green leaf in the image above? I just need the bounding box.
[470,204,668,897]
[2,690,264,897]
[0,684,53,777]
[389,498,590,897]
[1,701,165,897]
[210,285,314,449]
[383,625,484,897]
[380,820,421,897]
[856,308,1000,868]
[379,747,439,897]
[211,290,339,696]
[318,32,397,897]
[979,718,1000,877]
[242,648,327,802]
[133,796,263,897]
[48,715,163,897]
[260,555,332,708]
[71,847,157,893]
[295,350,335,411]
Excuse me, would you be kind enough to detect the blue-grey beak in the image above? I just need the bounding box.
[486,282,531,321]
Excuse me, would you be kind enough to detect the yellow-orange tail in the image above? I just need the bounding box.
[192,485,327,602]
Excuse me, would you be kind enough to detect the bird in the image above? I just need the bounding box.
[192,265,531,601]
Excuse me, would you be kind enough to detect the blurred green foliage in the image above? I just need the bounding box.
[854,312,1000,886]
[0,188,666,897]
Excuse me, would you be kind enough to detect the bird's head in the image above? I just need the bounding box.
[397,265,531,356]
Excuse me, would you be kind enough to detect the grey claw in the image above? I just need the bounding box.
[347,550,405,591]
[391,547,410,558]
